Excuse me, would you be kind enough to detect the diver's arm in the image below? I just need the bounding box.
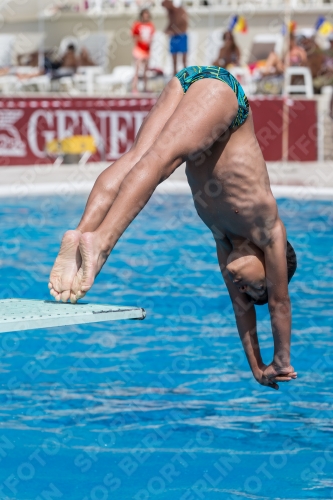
[231,294,265,381]
[263,221,292,371]
[216,242,265,380]
[216,240,295,389]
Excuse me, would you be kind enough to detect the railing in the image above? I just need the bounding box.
[2,0,333,24]
[43,0,333,16]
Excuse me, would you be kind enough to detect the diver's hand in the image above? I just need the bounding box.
[254,363,297,390]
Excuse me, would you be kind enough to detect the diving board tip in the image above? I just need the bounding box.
[0,299,146,333]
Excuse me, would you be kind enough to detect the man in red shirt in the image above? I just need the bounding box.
[131,9,155,92]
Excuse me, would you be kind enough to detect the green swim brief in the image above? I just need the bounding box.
[175,65,249,129]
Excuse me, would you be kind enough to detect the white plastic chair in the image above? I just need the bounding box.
[95,66,135,94]
[74,66,104,94]
[0,75,18,94]
[17,74,51,93]
[284,66,313,97]
[58,76,78,94]
[0,34,15,67]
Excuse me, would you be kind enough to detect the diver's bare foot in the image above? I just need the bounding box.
[48,230,82,302]
[70,232,108,303]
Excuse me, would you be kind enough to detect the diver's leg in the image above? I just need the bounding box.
[77,77,184,234]
[49,77,184,302]
[76,77,184,234]
[71,78,239,301]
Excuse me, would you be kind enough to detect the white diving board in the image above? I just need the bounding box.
[0,299,146,333]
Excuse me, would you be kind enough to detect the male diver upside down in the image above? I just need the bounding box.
[49,66,297,390]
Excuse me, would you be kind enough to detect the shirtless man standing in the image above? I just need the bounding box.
[49,66,297,390]
[162,0,188,75]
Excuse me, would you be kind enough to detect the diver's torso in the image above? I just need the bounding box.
[185,111,278,247]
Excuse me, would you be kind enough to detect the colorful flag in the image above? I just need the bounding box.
[235,16,247,33]
[228,15,247,33]
[315,16,333,36]
[282,21,297,34]
[228,15,238,31]
[315,16,326,31]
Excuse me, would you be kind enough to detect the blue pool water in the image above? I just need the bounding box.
[0,192,333,500]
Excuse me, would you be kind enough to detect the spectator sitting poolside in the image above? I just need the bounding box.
[61,43,79,72]
[260,34,307,77]
[213,31,240,69]
[299,35,324,81]
[256,34,307,95]
[51,44,94,80]
[312,33,333,92]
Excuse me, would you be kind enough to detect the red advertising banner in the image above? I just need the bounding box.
[287,99,317,162]
[251,97,318,162]
[0,96,317,166]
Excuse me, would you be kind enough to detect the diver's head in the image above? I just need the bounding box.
[226,240,297,305]
[226,242,267,302]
